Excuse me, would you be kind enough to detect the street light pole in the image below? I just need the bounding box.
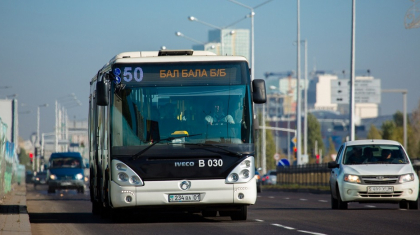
[382,89,408,149]
[296,0,302,164]
[36,103,48,172]
[228,0,273,81]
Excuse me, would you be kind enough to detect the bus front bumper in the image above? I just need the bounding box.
[110,178,257,208]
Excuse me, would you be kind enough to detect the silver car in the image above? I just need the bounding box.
[328,139,419,210]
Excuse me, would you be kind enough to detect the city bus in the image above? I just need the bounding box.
[88,49,266,221]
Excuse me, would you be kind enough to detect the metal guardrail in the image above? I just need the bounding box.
[276,163,420,188]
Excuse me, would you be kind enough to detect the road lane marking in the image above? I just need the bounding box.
[318,200,328,202]
[300,199,308,201]
[272,224,295,230]
[365,205,376,208]
[255,219,264,222]
[298,230,327,235]
[269,196,275,199]
[284,198,290,199]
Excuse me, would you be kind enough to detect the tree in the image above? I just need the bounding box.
[381,111,417,158]
[18,147,32,171]
[367,124,382,139]
[307,113,325,161]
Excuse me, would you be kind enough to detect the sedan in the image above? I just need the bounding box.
[328,139,419,210]
[262,170,277,185]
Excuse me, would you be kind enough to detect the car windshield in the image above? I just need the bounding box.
[343,144,409,165]
[50,157,82,168]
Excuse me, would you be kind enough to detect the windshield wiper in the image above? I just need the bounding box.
[183,143,243,157]
[132,134,202,160]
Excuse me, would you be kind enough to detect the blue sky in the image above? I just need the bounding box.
[0,0,419,140]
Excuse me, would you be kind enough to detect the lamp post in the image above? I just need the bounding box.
[36,103,48,172]
[382,89,408,149]
[175,31,206,45]
[55,94,81,152]
[228,0,273,81]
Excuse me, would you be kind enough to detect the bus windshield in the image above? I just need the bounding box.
[110,85,253,147]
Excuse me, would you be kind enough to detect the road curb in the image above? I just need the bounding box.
[0,183,32,234]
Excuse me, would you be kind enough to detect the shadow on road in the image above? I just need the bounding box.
[28,211,242,224]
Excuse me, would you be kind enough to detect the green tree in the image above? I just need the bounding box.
[367,124,382,139]
[18,147,32,171]
[307,113,325,162]
[410,99,420,158]
[381,120,395,140]
[255,113,276,171]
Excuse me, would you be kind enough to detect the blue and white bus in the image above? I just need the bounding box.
[89,50,266,220]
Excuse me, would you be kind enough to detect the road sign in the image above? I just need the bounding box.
[354,79,381,103]
[331,79,381,104]
[273,153,280,161]
[331,80,350,103]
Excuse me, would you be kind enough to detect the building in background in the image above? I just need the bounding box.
[0,99,18,145]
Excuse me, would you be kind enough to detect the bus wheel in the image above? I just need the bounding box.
[230,205,247,221]
[92,201,102,215]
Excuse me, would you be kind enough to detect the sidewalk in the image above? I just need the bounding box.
[0,183,31,235]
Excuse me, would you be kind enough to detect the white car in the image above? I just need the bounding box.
[328,139,419,210]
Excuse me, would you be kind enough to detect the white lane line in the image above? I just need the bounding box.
[284,197,290,199]
[269,196,275,199]
[300,198,308,201]
[318,200,328,203]
[255,219,264,222]
[298,230,327,235]
[272,224,295,230]
[365,205,376,208]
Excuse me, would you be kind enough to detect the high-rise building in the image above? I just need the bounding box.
[207,29,250,61]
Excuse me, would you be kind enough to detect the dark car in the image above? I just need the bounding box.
[47,152,87,194]
[255,168,262,193]
[33,171,48,188]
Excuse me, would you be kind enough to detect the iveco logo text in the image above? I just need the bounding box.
[175,162,194,167]
[235,187,248,192]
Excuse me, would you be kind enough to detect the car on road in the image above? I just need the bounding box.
[33,171,48,188]
[47,152,87,194]
[328,139,419,210]
[262,170,277,185]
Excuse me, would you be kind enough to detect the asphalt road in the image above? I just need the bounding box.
[26,184,420,235]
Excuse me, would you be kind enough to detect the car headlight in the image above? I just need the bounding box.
[399,173,414,183]
[344,174,361,184]
[75,173,83,180]
[226,156,255,184]
[50,174,56,180]
[112,160,144,186]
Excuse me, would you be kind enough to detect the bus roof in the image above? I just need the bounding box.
[102,50,248,68]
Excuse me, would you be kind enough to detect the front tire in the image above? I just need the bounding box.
[230,205,247,220]
[336,186,348,210]
[331,192,338,209]
[409,199,419,210]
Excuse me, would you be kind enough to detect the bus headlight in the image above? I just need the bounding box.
[112,160,144,186]
[50,174,57,180]
[226,156,255,184]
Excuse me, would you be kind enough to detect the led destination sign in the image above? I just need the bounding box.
[113,61,248,86]
[160,68,226,78]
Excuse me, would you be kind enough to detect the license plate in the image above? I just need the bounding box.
[169,194,200,202]
[367,186,394,193]
[40,180,46,184]
[61,182,72,186]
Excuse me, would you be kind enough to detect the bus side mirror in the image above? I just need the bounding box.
[252,79,266,104]
[96,80,109,106]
